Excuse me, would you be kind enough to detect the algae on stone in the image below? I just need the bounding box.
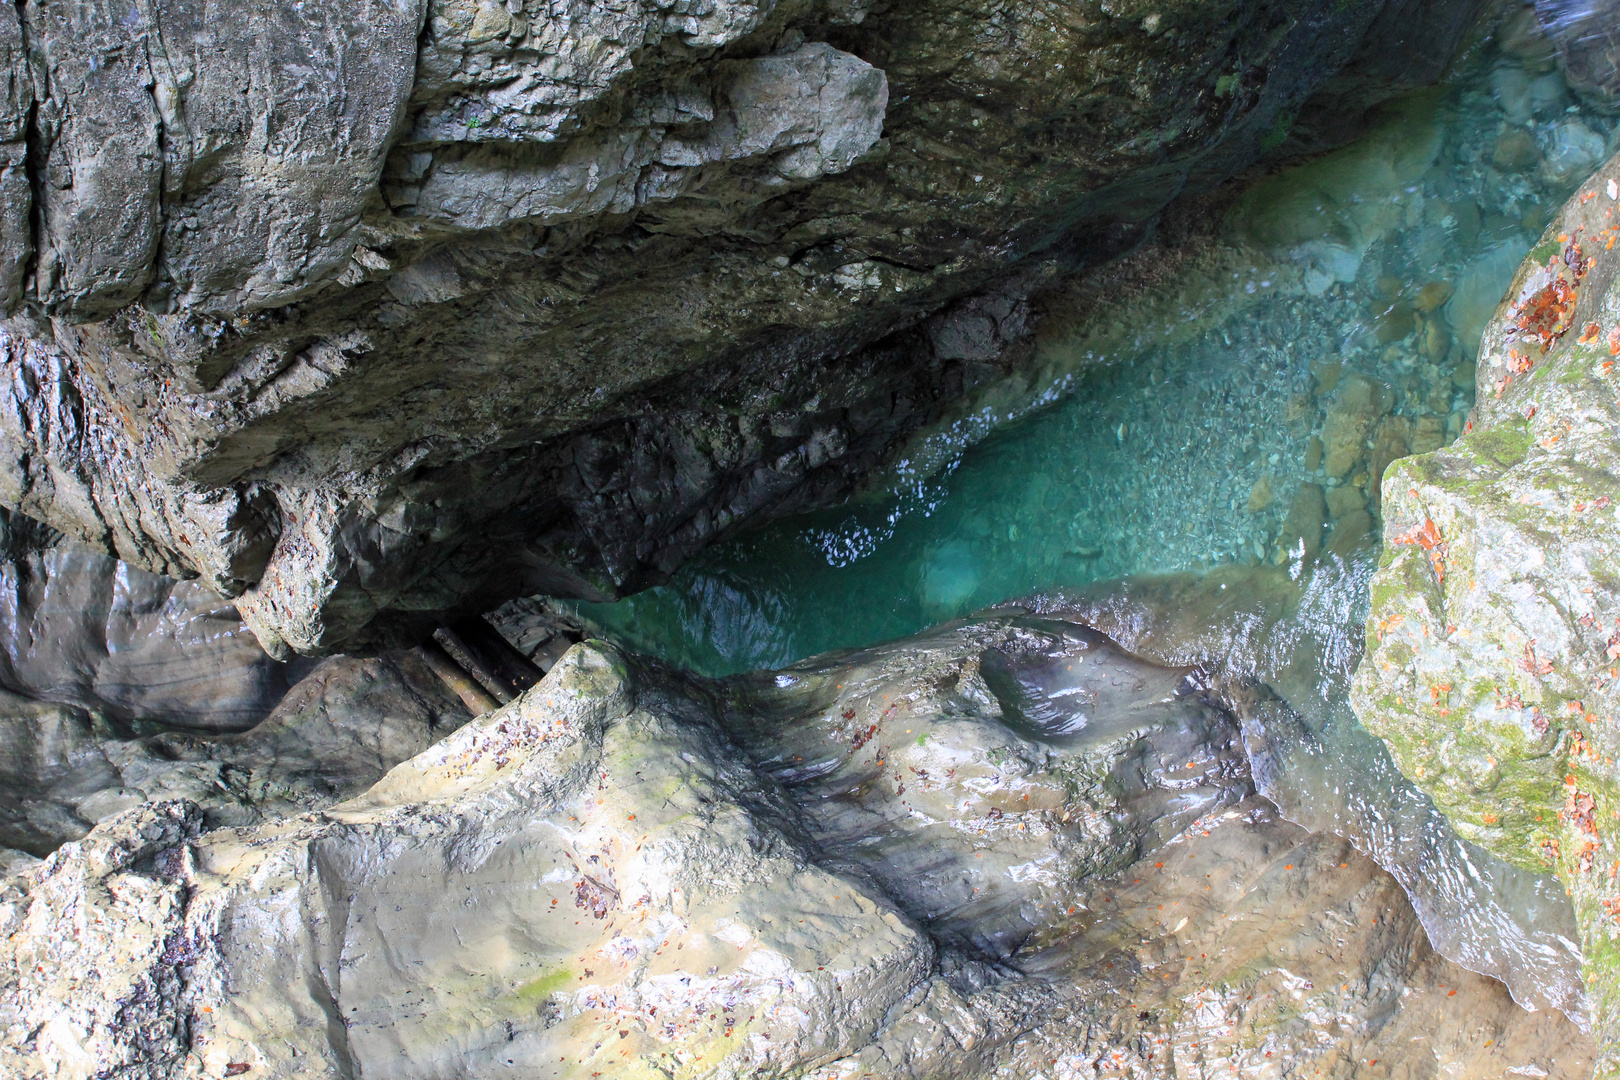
[1354,147,1620,1069]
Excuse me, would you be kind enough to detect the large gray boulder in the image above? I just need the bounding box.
[0,633,1593,1077]
[0,0,1492,655]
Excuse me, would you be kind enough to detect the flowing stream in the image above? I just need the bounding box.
[557,24,1617,1026]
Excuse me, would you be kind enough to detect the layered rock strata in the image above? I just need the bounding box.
[0,0,1492,655]
[1,631,1593,1077]
[1354,148,1620,1069]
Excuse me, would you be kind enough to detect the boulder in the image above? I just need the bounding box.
[0,546,297,731]
[1319,372,1392,478]
[1354,148,1620,1068]
[0,650,471,856]
[1,630,1592,1077]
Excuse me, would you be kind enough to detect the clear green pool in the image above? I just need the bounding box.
[550,25,1619,1023]
[571,34,1616,679]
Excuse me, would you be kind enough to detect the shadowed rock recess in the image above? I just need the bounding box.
[0,0,1491,655]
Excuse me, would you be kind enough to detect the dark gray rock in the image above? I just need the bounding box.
[0,0,1496,655]
[0,649,470,856]
[715,618,1250,964]
[1535,0,1620,112]
[0,545,297,731]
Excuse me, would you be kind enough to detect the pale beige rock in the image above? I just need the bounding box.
[1324,482,1365,520]
[1,628,1590,1079]
[1304,434,1325,472]
[1245,474,1274,512]
[1,643,934,1079]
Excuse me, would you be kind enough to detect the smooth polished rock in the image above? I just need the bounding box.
[0,650,471,857]
[0,546,298,731]
[0,634,1592,1078]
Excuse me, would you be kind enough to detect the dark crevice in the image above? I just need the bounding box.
[17,0,43,309]
[138,7,173,310]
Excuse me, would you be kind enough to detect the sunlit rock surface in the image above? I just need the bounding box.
[1354,147,1620,1068]
[1,636,1591,1077]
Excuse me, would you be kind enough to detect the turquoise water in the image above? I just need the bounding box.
[545,26,1618,1022]
[570,33,1619,677]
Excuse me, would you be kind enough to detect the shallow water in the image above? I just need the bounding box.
[559,22,1615,1023]
[574,41,1615,676]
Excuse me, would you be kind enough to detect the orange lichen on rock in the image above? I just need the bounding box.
[1513,245,1587,351]
[1563,775,1600,836]
[1392,516,1446,583]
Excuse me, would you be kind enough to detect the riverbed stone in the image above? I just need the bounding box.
[1325,508,1376,558]
[1320,371,1392,478]
[1493,126,1542,172]
[1324,482,1366,520]
[1245,474,1275,512]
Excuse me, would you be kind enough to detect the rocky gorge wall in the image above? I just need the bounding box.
[0,0,1494,656]
[8,1,1620,1076]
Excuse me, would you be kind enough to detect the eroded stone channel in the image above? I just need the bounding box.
[4,3,1620,1077]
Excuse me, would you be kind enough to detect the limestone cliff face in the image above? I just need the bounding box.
[1353,149,1620,1069]
[0,0,1490,655]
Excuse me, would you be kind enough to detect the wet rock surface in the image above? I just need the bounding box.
[0,650,471,858]
[1039,562,1588,1026]
[0,546,301,732]
[0,0,1494,655]
[1355,148,1620,1068]
[0,633,1594,1077]
[0,544,471,858]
